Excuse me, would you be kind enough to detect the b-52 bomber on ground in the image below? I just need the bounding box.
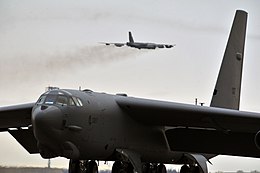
[101,31,175,49]
[0,10,257,173]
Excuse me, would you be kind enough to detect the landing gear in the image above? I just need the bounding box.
[112,161,134,173]
[69,160,80,173]
[180,165,202,173]
[157,164,166,173]
[180,165,190,173]
[69,160,166,173]
[142,163,166,173]
[142,163,151,173]
[69,160,98,173]
[112,161,122,173]
[88,160,98,173]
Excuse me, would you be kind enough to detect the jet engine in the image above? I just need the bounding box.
[146,43,156,49]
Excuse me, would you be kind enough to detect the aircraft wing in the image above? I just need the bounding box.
[164,44,176,48]
[0,103,39,153]
[0,103,34,130]
[116,96,260,157]
[100,42,125,47]
[156,44,176,48]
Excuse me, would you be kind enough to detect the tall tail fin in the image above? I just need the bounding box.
[210,10,248,110]
[129,31,134,43]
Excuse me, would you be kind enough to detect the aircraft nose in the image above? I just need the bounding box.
[32,105,64,158]
[32,105,63,139]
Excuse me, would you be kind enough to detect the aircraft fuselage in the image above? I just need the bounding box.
[32,89,183,163]
[126,42,164,49]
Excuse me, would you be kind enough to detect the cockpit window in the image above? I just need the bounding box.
[37,95,46,105]
[44,94,56,105]
[69,98,76,106]
[77,98,83,106]
[72,97,83,107]
[37,94,83,107]
[56,95,68,106]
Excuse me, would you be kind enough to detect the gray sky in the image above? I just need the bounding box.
[0,0,260,171]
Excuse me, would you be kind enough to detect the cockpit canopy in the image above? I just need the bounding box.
[36,90,83,107]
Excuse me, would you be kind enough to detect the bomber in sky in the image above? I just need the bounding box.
[0,10,256,173]
[101,31,175,49]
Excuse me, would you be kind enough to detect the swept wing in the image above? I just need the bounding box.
[100,42,125,47]
[0,103,34,130]
[116,96,260,157]
[0,103,38,154]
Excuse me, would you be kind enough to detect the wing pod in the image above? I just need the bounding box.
[156,44,165,48]
[165,44,174,48]
[114,43,125,47]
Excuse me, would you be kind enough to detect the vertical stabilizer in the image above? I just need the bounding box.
[210,10,247,110]
[129,31,134,43]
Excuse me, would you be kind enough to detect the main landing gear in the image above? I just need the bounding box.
[142,163,167,173]
[112,160,134,173]
[111,161,167,173]
[180,164,202,173]
[69,160,98,173]
[69,160,168,173]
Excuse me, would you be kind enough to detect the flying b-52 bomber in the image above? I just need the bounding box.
[0,10,258,173]
[101,31,175,49]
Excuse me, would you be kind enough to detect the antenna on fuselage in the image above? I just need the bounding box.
[45,86,60,91]
[195,98,205,106]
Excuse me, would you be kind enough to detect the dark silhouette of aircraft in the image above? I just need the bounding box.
[102,31,175,49]
[0,10,254,173]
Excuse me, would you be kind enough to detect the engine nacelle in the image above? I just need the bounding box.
[254,131,260,150]
[165,45,173,48]
[147,43,156,49]
[157,44,164,48]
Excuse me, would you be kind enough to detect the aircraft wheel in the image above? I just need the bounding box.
[180,165,190,173]
[112,161,122,173]
[88,160,98,173]
[157,164,166,173]
[152,164,158,173]
[69,159,80,173]
[190,165,201,173]
[125,162,134,173]
[142,163,151,173]
[112,161,134,173]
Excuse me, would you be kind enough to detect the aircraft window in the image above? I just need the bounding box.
[69,98,76,106]
[56,95,68,106]
[37,94,82,107]
[77,98,83,106]
[44,95,57,105]
[72,97,83,107]
[37,95,46,105]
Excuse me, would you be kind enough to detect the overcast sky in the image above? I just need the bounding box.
[1,0,260,172]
